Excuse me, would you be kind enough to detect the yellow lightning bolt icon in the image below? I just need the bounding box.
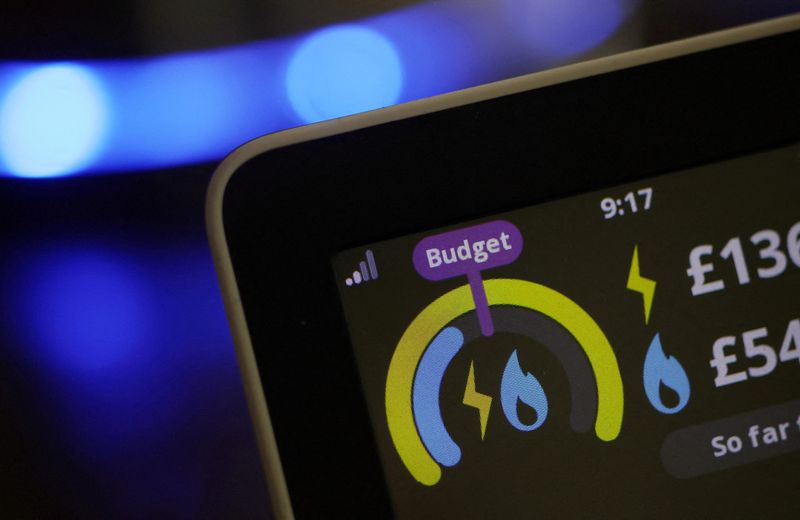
[627,245,656,324]
[463,361,492,440]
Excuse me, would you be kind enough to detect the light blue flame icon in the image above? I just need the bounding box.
[501,350,548,431]
[643,333,690,414]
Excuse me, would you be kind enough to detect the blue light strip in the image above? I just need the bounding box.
[0,0,632,178]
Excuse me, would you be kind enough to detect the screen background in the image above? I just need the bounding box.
[335,145,800,518]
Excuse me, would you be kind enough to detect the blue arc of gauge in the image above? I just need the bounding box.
[413,327,465,467]
[412,306,598,468]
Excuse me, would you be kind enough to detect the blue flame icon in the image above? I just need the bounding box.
[500,350,548,431]
[643,334,690,414]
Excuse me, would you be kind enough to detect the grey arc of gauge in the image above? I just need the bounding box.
[450,305,597,433]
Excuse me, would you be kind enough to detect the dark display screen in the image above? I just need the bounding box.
[334,144,800,518]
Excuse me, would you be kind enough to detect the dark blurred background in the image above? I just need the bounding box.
[1,1,798,518]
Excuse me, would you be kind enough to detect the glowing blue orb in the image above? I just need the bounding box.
[503,0,631,60]
[286,26,404,124]
[21,246,154,373]
[0,64,109,177]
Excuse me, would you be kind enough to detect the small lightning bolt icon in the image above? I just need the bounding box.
[463,361,492,440]
[627,245,656,324]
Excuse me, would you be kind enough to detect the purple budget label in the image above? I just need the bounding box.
[412,220,523,280]
[412,220,523,337]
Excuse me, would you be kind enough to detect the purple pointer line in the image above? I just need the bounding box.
[467,270,494,337]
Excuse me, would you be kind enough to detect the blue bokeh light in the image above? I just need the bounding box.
[371,2,481,101]
[502,0,632,60]
[1,238,268,517]
[101,44,291,171]
[286,25,404,124]
[0,64,109,177]
[9,239,239,456]
[19,244,154,373]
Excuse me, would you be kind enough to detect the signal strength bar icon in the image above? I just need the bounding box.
[345,250,378,286]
